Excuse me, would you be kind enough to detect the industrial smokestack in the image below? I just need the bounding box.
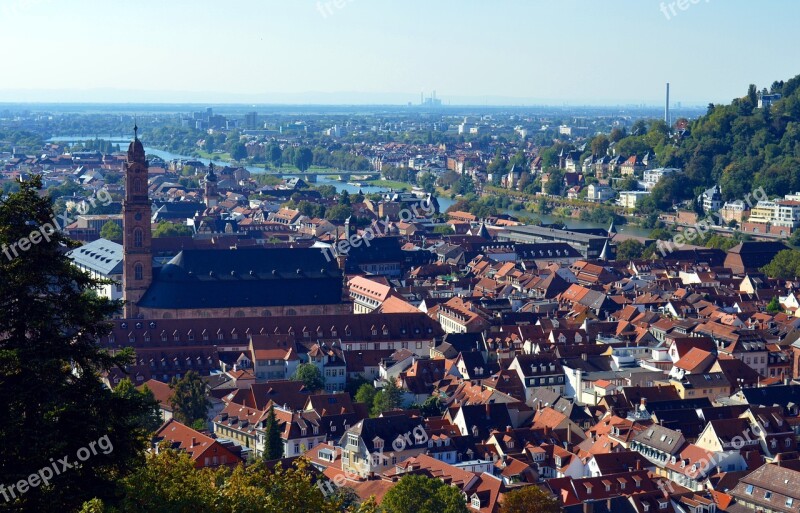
[665,83,670,127]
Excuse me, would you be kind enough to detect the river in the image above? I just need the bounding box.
[48,136,651,237]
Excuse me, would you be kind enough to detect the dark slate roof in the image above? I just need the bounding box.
[137,247,343,309]
[740,385,800,410]
[458,403,514,440]
[344,414,426,453]
[435,332,484,354]
[66,238,123,275]
[661,248,726,266]
[152,201,205,221]
[515,242,583,259]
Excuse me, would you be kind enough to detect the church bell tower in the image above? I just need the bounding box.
[122,125,153,318]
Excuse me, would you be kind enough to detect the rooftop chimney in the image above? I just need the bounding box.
[191,437,197,447]
[584,501,594,513]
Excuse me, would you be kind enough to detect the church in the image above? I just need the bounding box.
[122,130,350,320]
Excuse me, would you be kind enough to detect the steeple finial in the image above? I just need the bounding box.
[134,117,139,140]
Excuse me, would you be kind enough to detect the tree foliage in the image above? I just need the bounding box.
[615,239,644,261]
[291,363,325,391]
[760,249,800,279]
[99,220,123,240]
[168,370,210,426]
[263,407,285,461]
[499,485,561,513]
[355,383,377,406]
[372,380,404,416]
[0,177,154,511]
[381,474,468,513]
[153,221,193,238]
[83,449,382,513]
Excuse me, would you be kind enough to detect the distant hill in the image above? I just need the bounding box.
[610,74,800,211]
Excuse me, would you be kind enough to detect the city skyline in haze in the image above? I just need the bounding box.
[1,0,798,106]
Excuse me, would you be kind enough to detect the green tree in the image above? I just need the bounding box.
[616,175,639,191]
[381,474,468,513]
[294,147,313,172]
[230,142,248,161]
[0,177,154,511]
[153,221,193,238]
[411,395,444,417]
[269,143,283,167]
[433,225,453,235]
[499,485,560,513]
[99,220,123,240]
[544,169,564,195]
[615,239,645,261]
[263,407,284,460]
[117,378,163,433]
[168,370,210,426]
[766,296,782,314]
[417,172,436,193]
[355,383,377,406]
[93,451,354,513]
[760,249,800,280]
[788,229,800,248]
[372,380,404,416]
[326,204,353,223]
[291,363,325,392]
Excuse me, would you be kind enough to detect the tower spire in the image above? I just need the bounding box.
[134,117,138,140]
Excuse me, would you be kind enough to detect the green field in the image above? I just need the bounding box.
[362,179,411,190]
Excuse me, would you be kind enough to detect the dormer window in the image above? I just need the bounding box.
[301,427,307,436]
[471,496,481,509]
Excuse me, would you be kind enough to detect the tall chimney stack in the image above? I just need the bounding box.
[665,83,670,127]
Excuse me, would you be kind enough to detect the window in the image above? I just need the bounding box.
[133,228,143,248]
[134,262,143,280]
[765,492,772,500]
[745,485,754,495]
[471,497,481,509]
[786,498,794,507]
[660,502,668,510]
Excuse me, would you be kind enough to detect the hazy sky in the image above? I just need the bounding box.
[1,0,799,105]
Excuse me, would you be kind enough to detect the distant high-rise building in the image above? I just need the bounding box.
[244,112,258,130]
[665,83,670,127]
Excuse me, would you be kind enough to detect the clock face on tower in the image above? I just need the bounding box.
[135,213,142,221]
